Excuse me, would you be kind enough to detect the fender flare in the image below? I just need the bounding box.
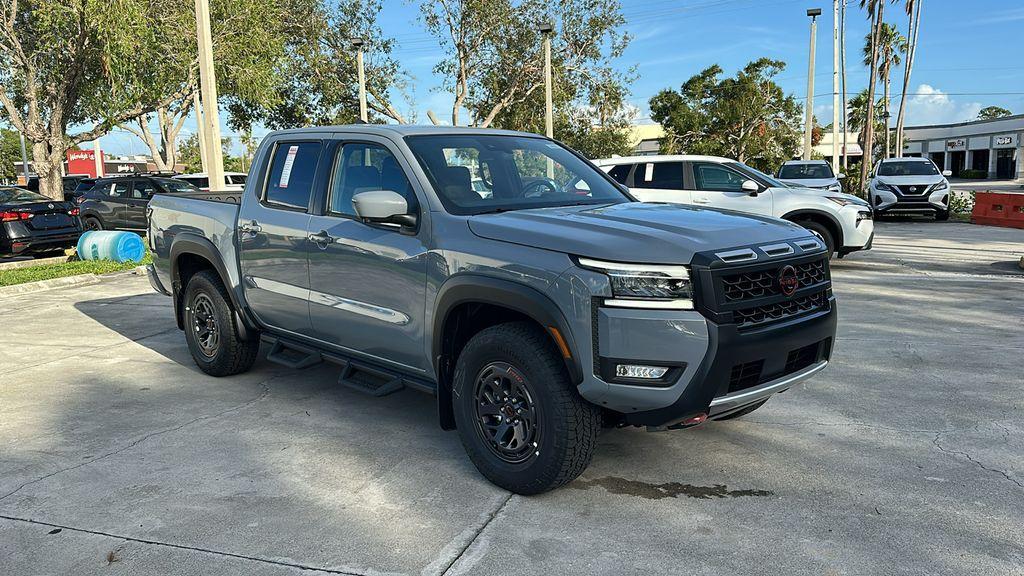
[168,233,255,337]
[780,209,844,246]
[432,275,583,430]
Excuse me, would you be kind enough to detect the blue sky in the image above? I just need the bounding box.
[97,0,1024,156]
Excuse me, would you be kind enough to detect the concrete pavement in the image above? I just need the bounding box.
[1,221,1022,575]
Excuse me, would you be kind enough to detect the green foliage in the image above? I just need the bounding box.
[177,133,244,174]
[948,191,975,215]
[649,58,802,172]
[976,106,1012,121]
[0,129,22,182]
[556,111,634,159]
[847,88,886,161]
[0,252,152,287]
[841,168,864,198]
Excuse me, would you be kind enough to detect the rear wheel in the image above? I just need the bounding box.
[715,399,768,420]
[83,216,103,231]
[452,322,601,495]
[797,220,835,258]
[182,270,259,376]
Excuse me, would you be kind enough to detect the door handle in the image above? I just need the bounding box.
[308,230,334,248]
[239,220,262,234]
[694,197,710,204]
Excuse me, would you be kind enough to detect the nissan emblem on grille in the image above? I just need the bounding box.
[909,187,916,192]
[777,265,799,297]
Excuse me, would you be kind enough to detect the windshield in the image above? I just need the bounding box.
[155,178,200,193]
[726,162,788,188]
[779,163,834,179]
[404,134,629,215]
[877,161,939,177]
[0,187,50,204]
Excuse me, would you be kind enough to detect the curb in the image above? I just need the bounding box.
[0,266,147,298]
[0,255,71,271]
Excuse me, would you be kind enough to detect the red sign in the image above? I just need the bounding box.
[66,149,105,178]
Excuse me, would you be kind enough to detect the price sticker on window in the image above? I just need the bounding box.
[279,145,299,188]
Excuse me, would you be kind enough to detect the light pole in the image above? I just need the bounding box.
[352,38,368,123]
[831,1,840,171]
[803,8,821,161]
[18,132,29,184]
[195,0,225,191]
[537,22,554,139]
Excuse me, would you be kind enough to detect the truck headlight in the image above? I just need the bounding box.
[577,257,693,309]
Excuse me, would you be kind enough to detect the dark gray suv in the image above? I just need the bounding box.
[79,175,199,231]
[147,126,837,494]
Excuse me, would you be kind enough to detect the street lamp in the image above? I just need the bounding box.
[537,22,554,139]
[351,38,368,123]
[803,8,822,160]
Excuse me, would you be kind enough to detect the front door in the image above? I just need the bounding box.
[125,179,156,230]
[305,138,430,372]
[688,161,773,216]
[996,149,1016,179]
[237,139,324,336]
[628,161,691,204]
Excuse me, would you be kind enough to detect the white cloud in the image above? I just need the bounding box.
[902,84,982,126]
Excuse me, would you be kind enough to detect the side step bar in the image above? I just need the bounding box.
[264,337,323,369]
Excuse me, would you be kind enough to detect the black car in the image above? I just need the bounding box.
[78,176,199,231]
[0,187,83,258]
[20,175,91,202]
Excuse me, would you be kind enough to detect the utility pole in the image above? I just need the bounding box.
[803,8,821,161]
[352,38,368,122]
[18,132,29,184]
[538,21,554,178]
[831,1,840,171]
[195,0,225,191]
[840,0,848,170]
[193,92,209,172]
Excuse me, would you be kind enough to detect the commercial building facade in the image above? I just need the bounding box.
[902,114,1023,180]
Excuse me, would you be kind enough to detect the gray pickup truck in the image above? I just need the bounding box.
[147,125,837,494]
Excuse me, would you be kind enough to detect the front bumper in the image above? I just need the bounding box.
[871,186,948,214]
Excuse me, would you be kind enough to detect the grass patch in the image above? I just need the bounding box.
[0,252,151,287]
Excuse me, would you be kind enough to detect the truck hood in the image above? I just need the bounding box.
[467,202,811,265]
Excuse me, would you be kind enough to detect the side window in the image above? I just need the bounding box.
[607,163,633,185]
[108,181,130,198]
[190,177,210,189]
[693,163,747,192]
[328,142,417,218]
[264,141,322,210]
[132,180,156,199]
[635,162,683,189]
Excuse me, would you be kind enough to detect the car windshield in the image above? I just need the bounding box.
[779,163,834,179]
[405,134,629,215]
[155,178,200,193]
[877,161,939,176]
[726,162,788,188]
[0,187,50,204]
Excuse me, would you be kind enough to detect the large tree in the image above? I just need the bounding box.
[649,58,802,172]
[976,106,1012,121]
[0,0,196,199]
[420,0,632,130]
[858,0,886,190]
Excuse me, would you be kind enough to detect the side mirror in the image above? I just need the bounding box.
[741,180,760,196]
[837,173,846,179]
[352,190,417,229]
[941,170,952,177]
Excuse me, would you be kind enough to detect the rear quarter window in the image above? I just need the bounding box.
[607,163,633,185]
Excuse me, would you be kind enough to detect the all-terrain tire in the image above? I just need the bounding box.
[714,399,768,421]
[452,321,601,495]
[182,270,259,377]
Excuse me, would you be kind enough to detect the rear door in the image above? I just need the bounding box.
[125,179,156,230]
[96,180,131,228]
[628,161,691,204]
[304,137,430,372]
[237,138,324,336]
[688,161,773,216]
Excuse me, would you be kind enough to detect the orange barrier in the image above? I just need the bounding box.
[971,192,1024,230]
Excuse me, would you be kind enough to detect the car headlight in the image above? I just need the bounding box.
[930,181,948,192]
[827,183,842,192]
[826,196,869,208]
[873,181,896,193]
[577,257,693,309]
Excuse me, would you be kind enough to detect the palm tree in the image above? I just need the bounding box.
[858,0,885,189]
[847,88,885,157]
[895,0,922,157]
[863,23,907,158]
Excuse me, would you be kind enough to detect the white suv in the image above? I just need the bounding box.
[595,155,873,258]
[173,172,248,192]
[777,160,843,192]
[868,157,952,220]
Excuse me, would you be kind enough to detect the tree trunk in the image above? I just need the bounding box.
[859,4,883,190]
[883,64,891,158]
[31,140,67,201]
[895,0,921,158]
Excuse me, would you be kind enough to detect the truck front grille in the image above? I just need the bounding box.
[732,291,827,328]
[721,259,826,302]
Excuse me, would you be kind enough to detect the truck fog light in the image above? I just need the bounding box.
[615,364,669,379]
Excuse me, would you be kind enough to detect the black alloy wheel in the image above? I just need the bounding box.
[189,292,221,358]
[473,361,540,464]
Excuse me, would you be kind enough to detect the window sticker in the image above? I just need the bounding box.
[644,163,654,182]
[279,145,299,188]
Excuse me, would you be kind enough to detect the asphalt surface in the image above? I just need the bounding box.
[1,220,1022,576]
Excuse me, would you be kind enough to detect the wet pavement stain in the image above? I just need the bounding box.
[573,476,773,500]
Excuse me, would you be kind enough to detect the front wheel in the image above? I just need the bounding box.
[452,322,601,495]
[935,210,950,221]
[797,220,835,258]
[182,270,259,376]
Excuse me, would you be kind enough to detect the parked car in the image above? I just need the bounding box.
[78,175,200,231]
[173,172,248,192]
[868,157,953,220]
[776,160,844,192]
[0,187,83,258]
[595,155,873,258]
[147,126,838,494]
[19,175,92,202]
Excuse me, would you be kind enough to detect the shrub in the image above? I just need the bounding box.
[948,191,975,215]
[959,169,988,179]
